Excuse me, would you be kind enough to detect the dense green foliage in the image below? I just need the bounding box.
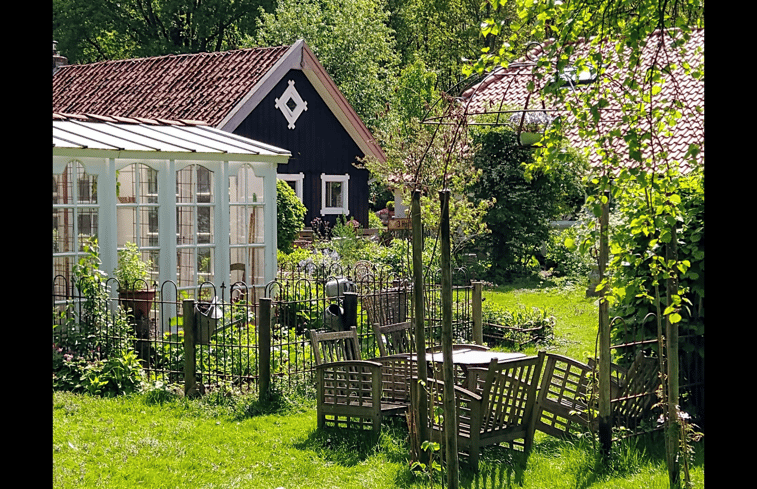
[53,0,275,63]
[53,238,143,396]
[253,0,399,132]
[608,166,704,353]
[276,179,307,254]
[470,127,587,283]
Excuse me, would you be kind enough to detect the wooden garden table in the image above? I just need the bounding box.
[406,346,528,386]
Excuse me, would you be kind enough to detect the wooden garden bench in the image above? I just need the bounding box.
[411,352,544,470]
[588,350,660,432]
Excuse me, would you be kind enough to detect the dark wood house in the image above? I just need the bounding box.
[52,39,386,228]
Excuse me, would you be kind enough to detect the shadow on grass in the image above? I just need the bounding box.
[292,415,411,468]
[460,445,529,489]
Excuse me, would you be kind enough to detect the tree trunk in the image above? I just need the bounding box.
[440,190,459,489]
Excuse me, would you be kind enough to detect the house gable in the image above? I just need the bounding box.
[234,68,369,226]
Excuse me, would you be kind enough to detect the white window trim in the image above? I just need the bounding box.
[278,172,304,202]
[320,173,350,216]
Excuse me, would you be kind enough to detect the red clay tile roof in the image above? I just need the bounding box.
[52,45,291,127]
[459,28,704,172]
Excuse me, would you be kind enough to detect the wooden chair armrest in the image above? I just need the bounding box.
[315,360,382,371]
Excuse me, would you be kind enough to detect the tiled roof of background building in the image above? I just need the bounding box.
[459,29,704,171]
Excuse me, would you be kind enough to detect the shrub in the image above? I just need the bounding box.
[53,237,143,396]
[470,126,587,282]
[543,227,593,281]
[277,179,307,253]
[482,302,556,347]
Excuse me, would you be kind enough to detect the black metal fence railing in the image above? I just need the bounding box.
[52,269,476,395]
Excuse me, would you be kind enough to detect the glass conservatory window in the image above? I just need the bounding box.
[52,160,99,295]
[176,164,215,289]
[320,173,349,216]
[116,163,160,284]
[229,164,265,286]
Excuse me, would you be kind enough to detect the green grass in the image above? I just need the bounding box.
[483,275,601,361]
[53,277,704,488]
[53,389,704,488]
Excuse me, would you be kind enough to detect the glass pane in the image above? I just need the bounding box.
[230,248,247,284]
[76,208,98,248]
[197,206,213,244]
[177,207,195,245]
[176,166,194,203]
[139,207,158,248]
[229,247,264,285]
[76,165,97,204]
[197,248,213,284]
[146,207,160,247]
[176,248,195,288]
[147,249,160,285]
[117,206,136,247]
[327,181,343,208]
[230,206,263,245]
[143,166,159,204]
[249,247,265,285]
[53,208,75,253]
[117,165,137,204]
[53,255,76,295]
[230,166,264,204]
[196,166,213,203]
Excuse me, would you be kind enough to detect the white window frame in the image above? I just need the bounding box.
[278,172,304,202]
[320,173,349,216]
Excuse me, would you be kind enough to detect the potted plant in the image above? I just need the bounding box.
[114,242,156,320]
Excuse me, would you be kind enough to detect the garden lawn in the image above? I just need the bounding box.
[483,277,601,361]
[53,389,704,488]
[53,390,415,489]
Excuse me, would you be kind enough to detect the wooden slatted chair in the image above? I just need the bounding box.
[589,351,661,432]
[533,351,661,439]
[412,352,544,470]
[371,353,417,407]
[311,326,409,432]
[310,326,361,365]
[532,353,594,438]
[315,360,406,435]
[372,321,414,357]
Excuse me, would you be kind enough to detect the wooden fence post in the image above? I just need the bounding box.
[343,292,358,331]
[183,299,199,398]
[259,297,272,402]
[472,281,483,345]
[665,224,681,487]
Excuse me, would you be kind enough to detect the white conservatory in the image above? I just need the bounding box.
[52,114,291,307]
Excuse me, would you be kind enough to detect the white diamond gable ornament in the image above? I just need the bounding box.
[275,80,308,129]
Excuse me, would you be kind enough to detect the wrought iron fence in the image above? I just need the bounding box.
[52,263,476,395]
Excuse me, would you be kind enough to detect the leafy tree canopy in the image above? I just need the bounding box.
[53,0,275,63]
[251,0,400,131]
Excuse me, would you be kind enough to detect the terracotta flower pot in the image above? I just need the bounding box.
[118,289,156,320]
